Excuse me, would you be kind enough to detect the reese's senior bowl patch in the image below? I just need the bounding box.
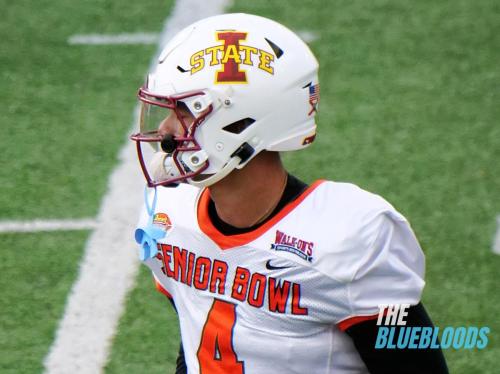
[153,213,172,230]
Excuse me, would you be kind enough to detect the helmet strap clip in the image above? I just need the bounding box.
[231,142,255,164]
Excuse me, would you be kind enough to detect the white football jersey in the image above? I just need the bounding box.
[137,180,425,374]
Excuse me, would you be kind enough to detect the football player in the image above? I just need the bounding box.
[131,13,448,373]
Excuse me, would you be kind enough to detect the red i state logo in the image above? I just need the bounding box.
[189,31,275,84]
[216,31,248,83]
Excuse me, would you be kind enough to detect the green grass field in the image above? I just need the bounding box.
[1,0,499,373]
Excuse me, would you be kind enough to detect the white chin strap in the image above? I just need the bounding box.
[149,151,241,188]
[149,152,179,181]
[188,157,241,188]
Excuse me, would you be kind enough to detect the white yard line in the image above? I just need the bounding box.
[68,30,316,46]
[493,215,500,255]
[42,110,145,374]
[68,33,159,45]
[43,1,231,373]
[0,218,98,233]
[298,30,319,43]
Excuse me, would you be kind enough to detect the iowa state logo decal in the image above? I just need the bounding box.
[189,31,276,84]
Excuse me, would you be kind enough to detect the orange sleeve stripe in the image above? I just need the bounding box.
[154,279,172,299]
[197,180,326,250]
[337,314,380,331]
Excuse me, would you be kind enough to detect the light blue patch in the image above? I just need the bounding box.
[134,186,166,261]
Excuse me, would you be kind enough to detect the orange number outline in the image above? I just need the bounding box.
[197,299,244,373]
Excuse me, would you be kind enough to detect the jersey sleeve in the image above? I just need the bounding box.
[339,210,425,330]
[153,272,173,298]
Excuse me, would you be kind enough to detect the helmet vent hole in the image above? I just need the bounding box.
[264,38,284,59]
[222,118,255,134]
[177,65,189,73]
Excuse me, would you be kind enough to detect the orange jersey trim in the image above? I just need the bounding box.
[154,279,173,299]
[337,314,380,331]
[197,180,325,250]
[337,307,390,331]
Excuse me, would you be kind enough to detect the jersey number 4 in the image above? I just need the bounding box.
[197,299,244,374]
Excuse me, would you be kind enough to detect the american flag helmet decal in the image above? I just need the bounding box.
[307,83,320,115]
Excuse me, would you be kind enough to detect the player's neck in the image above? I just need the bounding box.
[208,152,288,229]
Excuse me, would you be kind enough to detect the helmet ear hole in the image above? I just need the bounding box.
[222,118,256,134]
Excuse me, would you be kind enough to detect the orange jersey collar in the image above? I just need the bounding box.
[197,180,325,250]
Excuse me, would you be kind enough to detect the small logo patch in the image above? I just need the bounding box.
[304,82,320,115]
[153,213,172,230]
[271,230,314,262]
[265,259,292,270]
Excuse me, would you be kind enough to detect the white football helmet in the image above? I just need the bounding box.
[130,13,319,187]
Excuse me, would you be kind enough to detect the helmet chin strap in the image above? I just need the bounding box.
[188,156,241,188]
[149,150,242,188]
[150,152,178,181]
